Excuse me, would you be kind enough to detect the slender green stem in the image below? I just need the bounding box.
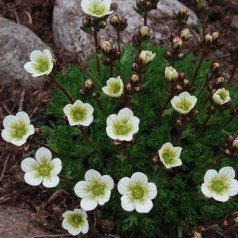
[94,97,105,114]
[93,28,100,74]
[174,125,184,145]
[48,75,74,104]
[79,126,91,143]
[197,71,213,97]
[199,114,212,133]
[228,63,238,84]
[191,51,205,86]
[158,93,173,118]
[109,62,113,77]
[144,12,148,26]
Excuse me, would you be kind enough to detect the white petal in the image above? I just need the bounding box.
[16,111,30,125]
[1,129,12,143]
[118,134,133,141]
[218,166,235,179]
[106,114,117,127]
[147,182,157,199]
[80,197,98,211]
[135,199,153,213]
[24,172,42,186]
[43,49,53,63]
[3,115,17,128]
[30,50,43,62]
[121,195,135,211]
[35,147,52,164]
[63,104,72,116]
[98,190,111,205]
[81,220,89,234]
[10,138,27,146]
[130,117,140,134]
[66,226,82,236]
[131,172,148,184]
[46,62,54,75]
[24,62,36,74]
[42,175,60,188]
[50,158,62,174]
[101,175,114,190]
[74,100,84,108]
[213,193,229,202]
[21,158,38,172]
[62,210,74,217]
[117,177,131,195]
[84,103,94,116]
[227,179,238,196]
[118,108,133,121]
[106,126,117,140]
[74,181,88,198]
[80,116,93,126]
[172,159,182,167]
[201,183,213,198]
[28,125,35,136]
[85,169,101,181]
[204,169,218,183]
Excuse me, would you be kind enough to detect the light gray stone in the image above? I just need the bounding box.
[53,0,198,58]
[0,17,52,86]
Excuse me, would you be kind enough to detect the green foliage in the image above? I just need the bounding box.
[41,44,238,237]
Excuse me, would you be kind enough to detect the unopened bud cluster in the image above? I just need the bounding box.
[136,0,159,13]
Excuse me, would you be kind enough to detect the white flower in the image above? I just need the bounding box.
[171,91,197,114]
[164,66,179,81]
[24,49,53,77]
[232,138,238,149]
[201,166,238,202]
[212,88,230,105]
[158,142,182,169]
[21,147,62,188]
[102,76,124,97]
[81,0,113,18]
[1,111,34,146]
[117,172,157,213]
[139,50,156,65]
[74,169,114,211]
[63,100,94,126]
[62,209,89,236]
[106,108,140,141]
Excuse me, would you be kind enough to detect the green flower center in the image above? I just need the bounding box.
[68,214,84,228]
[162,149,176,165]
[71,107,87,122]
[109,82,121,94]
[217,91,227,101]
[90,180,106,196]
[89,2,106,16]
[11,123,28,139]
[176,99,192,111]
[210,179,227,194]
[114,120,132,136]
[38,164,52,176]
[34,57,49,73]
[131,184,146,200]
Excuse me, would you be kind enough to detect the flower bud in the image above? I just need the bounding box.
[110,15,120,27]
[180,28,191,40]
[172,36,183,48]
[152,153,160,163]
[165,66,179,81]
[177,52,184,59]
[85,79,94,91]
[211,62,220,74]
[139,50,156,65]
[82,16,91,28]
[214,77,224,88]
[232,138,238,149]
[130,74,139,83]
[139,26,150,40]
[99,21,107,29]
[212,31,219,41]
[100,39,112,54]
[204,34,213,45]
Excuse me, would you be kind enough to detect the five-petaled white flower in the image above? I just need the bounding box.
[74,169,114,211]
[117,172,157,213]
[24,49,54,77]
[102,76,124,97]
[81,0,113,18]
[62,209,89,236]
[158,142,182,169]
[171,91,197,114]
[21,147,62,188]
[139,50,156,65]
[63,100,94,126]
[201,166,238,202]
[106,108,140,141]
[1,111,34,146]
[164,66,179,81]
[212,88,230,105]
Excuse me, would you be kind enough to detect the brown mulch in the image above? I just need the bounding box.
[0,0,238,237]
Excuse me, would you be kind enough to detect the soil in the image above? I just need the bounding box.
[0,0,238,237]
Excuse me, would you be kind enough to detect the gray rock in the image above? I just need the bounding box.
[53,0,198,58]
[0,17,52,86]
